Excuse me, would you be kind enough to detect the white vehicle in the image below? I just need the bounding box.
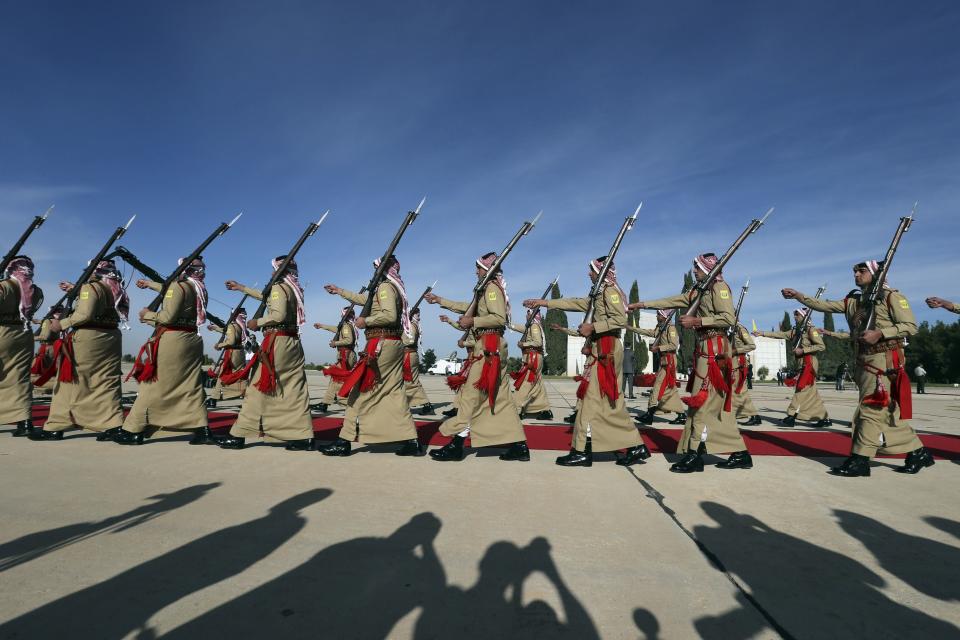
[428,351,463,375]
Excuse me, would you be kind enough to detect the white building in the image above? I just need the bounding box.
[564,312,787,379]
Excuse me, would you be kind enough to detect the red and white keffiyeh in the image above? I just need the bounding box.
[373,255,411,338]
[94,259,130,322]
[272,256,306,326]
[4,255,39,324]
[477,252,512,324]
[178,257,208,326]
[589,256,627,312]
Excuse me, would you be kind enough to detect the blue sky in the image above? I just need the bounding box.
[2,1,959,360]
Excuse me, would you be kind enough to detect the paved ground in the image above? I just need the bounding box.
[2,375,958,638]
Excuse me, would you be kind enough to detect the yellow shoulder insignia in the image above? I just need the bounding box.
[165,290,174,298]
[80,291,90,300]
[812,330,819,337]
[271,291,280,300]
[899,298,910,309]
[487,291,497,301]
[610,293,620,304]
[719,289,730,299]
[379,289,388,299]
[669,327,676,336]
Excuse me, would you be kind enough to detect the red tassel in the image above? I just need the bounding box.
[635,373,657,387]
[682,388,709,408]
[863,384,889,408]
[31,344,49,375]
[338,338,381,397]
[796,355,816,390]
[473,333,501,408]
[595,335,620,405]
[575,373,590,400]
[446,351,475,391]
[784,377,797,387]
[891,350,913,420]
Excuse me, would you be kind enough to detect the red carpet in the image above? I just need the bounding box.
[27,405,960,459]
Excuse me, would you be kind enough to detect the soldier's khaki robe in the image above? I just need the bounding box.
[545,285,641,453]
[627,324,685,414]
[644,281,745,454]
[0,279,36,424]
[730,324,758,420]
[317,321,356,406]
[124,281,208,433]
[801,288,921,457]
[947,301,960,314]
[210,322,248,400]
[556,325,584,416]
[402,321,431,407]
[509,322,550,413]
[230,283,313,441]
[440,315,474,417]
[334,283,417,443]
[438,284,526,447]
[757,325,828,421]
[43,281,123,433]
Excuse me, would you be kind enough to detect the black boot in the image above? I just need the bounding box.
[716,450,753,470]
[739,415,762,426]
[12,420,35,437]
[319,437,351,457]
[556,438,592,467]
[429,435,465,461]
[670,443,705,473]
[441,407,458,418]
[189,427,217,445]
[781,414,797,427]
[205,398,217,409]
[499,441,530,461]
[563,411,577,424]
[418,403,435,415]
[27,429,64,441]
[315,402,329,413]
[97,426,123,442]
[217,435,246,450]
[894,447,935,474]
[285,438,315,451]
[396,439,425,456]
[829,454,871,477]
[636,410,655,426]
[616,444,651,466]
[813,418,833,428]
[113,429,145,445]
[669,412,687,425]
[531,410,554,421]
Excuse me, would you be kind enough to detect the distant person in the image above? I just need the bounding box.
[746,362,754,390]
[621,343,635,400]
[835,362,847,391]
[914,363,927,394]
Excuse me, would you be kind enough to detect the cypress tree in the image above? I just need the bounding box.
[543,282,568,375]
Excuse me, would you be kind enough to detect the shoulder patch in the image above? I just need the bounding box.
[165,289,174,298]
[272,291,280,300]
[899,298,910,309]
[487,290,497,301]
[719,289,730,299]
[379,289,388,299]
[668,327,676,337]
[80,291,90,300]
[609,292,620,304]
[812,330,819,337]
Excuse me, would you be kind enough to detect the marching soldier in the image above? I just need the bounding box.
[525,257,648,467]
[319,256,422,457]
[206,307,251,402]
[438,313,473,418]
[754,309,832,428]
[114,258,211,445]
[314,306,357,413]
[551,323,582,424]
[631,311,686,426]
[783,260,932,476]
[29,260,126,441]
[402,308,434,415]
[31,310,60,396]
[215,257,315,450]
[730,322,761,426]
[631,253,749,472]
[508,310,553,420]
[425,252,529,462]
[1,256,43,437]
[926,296,960,314]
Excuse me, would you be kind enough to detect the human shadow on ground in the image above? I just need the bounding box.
[632,607,661,639]
[925,516,960,540]
[0,488,331,639]
[835,510,960,602]
[691,502,960,639]
[160,513,598,639]
[0,482,220,573]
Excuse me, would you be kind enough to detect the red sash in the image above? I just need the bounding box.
[682,335,732,412]
[795,354,816,391]
[473,333,501,408]
[221,331,298,394]
[322,347,354,383]
[575,336,618,405]
[207,347,238,380]
[33,335,77,386]
[862,348,912,419]
[510,350,540,391]
[446,348,475,391]
[658,352,678,400]
[402,350,415,382]
[734,354,747,394]
[338,337,398,397]
[128,326,196,383]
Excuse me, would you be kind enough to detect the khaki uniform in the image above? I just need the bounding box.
[730,324,758,419]
[32,319,57,394]
[440,315,474,417]
[556,325,583,415]
[210,322,248,400]
[230,284,313,441]
[947,301,960,314]
[124,281,208,433]
[316,321,356,406]
[800,288,921,457]
[545,285,640,453]
[336,284,416,443]
[508,322,550,413]
[644,282,744,454]
[438,285,526,447]
[757,326,828,421]
[627,324,685,414]
[402,321,431,407]
[43,282,123,433]
[0,279,37,424]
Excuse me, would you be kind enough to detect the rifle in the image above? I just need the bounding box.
[859,205,916,333]
[359,198,425,318]
[727,279,750,340]
[207,291,255,378]
[42,215,137,321]
[409,280,437,316]
[460,211,542,338]
[526,275,558,331]
[331,285,367,340]
[144,213,242,313]
[1,206,53,274]
[684,207,773,317]
[792,283,826,350]
[584,204,641,324]
[249,212,329,326]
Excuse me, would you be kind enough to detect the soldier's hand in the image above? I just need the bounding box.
[793,348,804,356]
[581,345,592,356]
[578,322,594,337]
[439,314,450,323]
[225,280,243,292]
[138,308,149,322]
[860,329,883,345]
[328,340,336,348]
[926,296,948,308]
[628,301,645,310]
[458,315,474,329]
[355,317,367,329]
[680,315,702,329]
[48,318,63,333]
[324,284,341,295]
[206,324,217,331]
[457,339,466,348]
[424,292,440,304]
[246,318,259,330]
[650,345,660,353]
[523,298,546,309]
[781,288,801,300]
[58,281,74,292]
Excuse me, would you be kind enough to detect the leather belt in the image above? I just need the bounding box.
[521,347,544,354]
[476,328,505,336]
[859,338,903,357]
[159,325,198,333]
[365,328,402,339]
[697,328,726,339]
